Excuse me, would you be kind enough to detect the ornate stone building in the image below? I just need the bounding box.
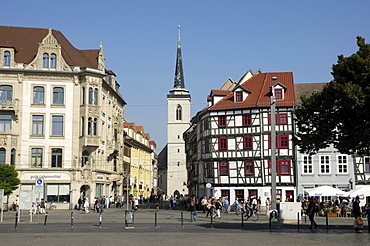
[0,26,126,209]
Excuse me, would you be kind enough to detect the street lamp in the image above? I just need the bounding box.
[270,76,277,211]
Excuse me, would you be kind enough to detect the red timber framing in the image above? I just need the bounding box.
[201,107,295,187]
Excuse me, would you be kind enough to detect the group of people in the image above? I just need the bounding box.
[303,196,370,233]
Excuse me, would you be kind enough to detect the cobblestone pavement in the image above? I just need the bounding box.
[1,206,369,246]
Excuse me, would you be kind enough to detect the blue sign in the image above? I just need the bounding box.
[36,178,43,186]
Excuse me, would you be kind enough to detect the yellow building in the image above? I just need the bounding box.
[124,122,153,199]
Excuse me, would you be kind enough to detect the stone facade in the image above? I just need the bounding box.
[0,26,126,209]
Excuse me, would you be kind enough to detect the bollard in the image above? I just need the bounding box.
[297,212,300,230]
[71,212,74,228]
[155,211,158,228]
[269,216,271,230]
[304,212,306,223]
[43,212,48,229]
[325,212,328,230]
[210,213,213,228]
[15,212,18,229]
[99,212,102,228]
[241,211,244,228]
[181,212,184,228]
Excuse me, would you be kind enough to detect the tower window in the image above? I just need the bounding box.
[176,104,182,120]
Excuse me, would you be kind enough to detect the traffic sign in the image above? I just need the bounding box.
[36,178,44,186]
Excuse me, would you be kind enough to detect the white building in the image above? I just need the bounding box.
[158,26,190,197]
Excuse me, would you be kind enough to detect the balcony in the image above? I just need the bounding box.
[80,136,99,147]
[0,99,19,121]
[107,140,120,155]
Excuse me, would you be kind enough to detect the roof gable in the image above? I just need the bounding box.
[208,72,296,110]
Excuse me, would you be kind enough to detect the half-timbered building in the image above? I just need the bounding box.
[185,71,297,202]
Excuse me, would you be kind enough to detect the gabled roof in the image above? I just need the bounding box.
[0,26,99,68]
[208,72,296,110]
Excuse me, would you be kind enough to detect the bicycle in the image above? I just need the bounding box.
[243,208,259,221]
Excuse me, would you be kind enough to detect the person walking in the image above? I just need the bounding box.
[40,198,46,214]
[352,196,363,233]
[265,197,271,215]
[201,197,208,213]
[223,197,229,213]
[307,197,318,229]
[234,198,240,215]
[84,195,90,214]
[188,198,197,222]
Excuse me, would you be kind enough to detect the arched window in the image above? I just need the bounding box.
[93,118,98,136]
[81,150,89,167]
[43,53,49,68]
[33,86,44,104]
[50,53,57,68]
[0,85,13,100]
[88,87,93,105]
[94,88,98,105]
[11,148,16,166]
[53,87,64,105]
[176,104,182,120]
[87,117,92,136]
[0,148,5,163]
[4,51,10,66]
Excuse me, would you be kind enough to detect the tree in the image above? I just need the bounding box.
[0,163,20,196]
[294,36,370,156]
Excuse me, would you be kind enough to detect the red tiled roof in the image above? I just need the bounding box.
[123,122,136,128]
[0,26,98,68]
[209,72,296,110]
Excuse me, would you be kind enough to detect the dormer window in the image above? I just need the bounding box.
[50,53,57,68]
[43,53,57,68]
[4,51,10,66]
[43,53,49,68]
[235,91,243,102]
[274,88,283,100]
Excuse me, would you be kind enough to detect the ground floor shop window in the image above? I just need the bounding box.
[47,184,70,203]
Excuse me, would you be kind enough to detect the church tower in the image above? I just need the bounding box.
[166,26,191,196]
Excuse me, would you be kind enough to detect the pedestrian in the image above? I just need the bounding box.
[201,197,207,213]
[257,196,262,211]
[215,199,222,219]
[187,198,197,222]
[352,196,363,233]
[40,198,46,214]
[78,196,83,210]
[365,203,370,233]
[84,196,90,214]
[223,197,229,213]
[153,195,159,211]
[99,196,105,213]
[234,198,240,215]
[307,197,318,229]
[265,197,271,215]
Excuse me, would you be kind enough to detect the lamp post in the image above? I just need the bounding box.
[270,76,277,211]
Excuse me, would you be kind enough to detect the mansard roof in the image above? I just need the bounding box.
[0,26,98,68]
[208,72,296,110]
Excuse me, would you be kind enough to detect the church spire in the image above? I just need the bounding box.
[173,25,185,89]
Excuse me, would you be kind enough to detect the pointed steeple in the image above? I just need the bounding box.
[173,25,185,89]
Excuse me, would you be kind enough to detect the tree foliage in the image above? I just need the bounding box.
[0,163,20,196]
[294,36,370,156]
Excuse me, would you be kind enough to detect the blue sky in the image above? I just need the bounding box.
[1,1,370,151]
